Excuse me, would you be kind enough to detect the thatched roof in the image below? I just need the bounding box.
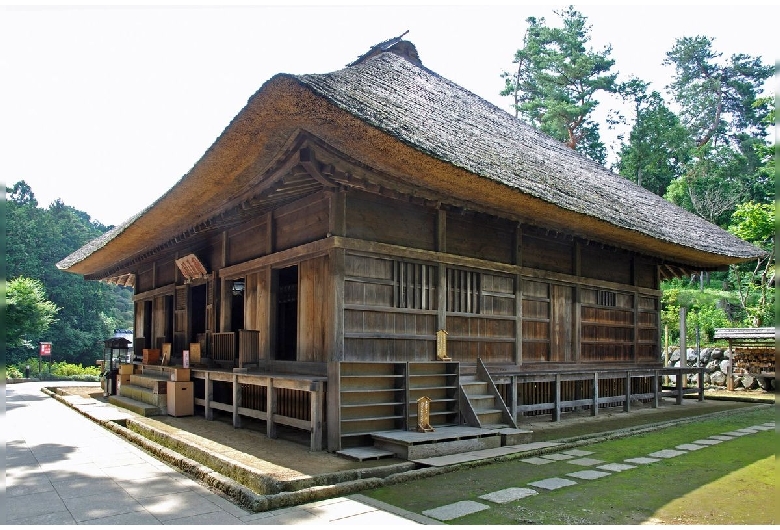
[58,40,762,279]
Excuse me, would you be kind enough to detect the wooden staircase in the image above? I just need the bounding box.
[460,359,517,430]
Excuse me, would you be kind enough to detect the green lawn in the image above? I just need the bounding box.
[363,406,775,525]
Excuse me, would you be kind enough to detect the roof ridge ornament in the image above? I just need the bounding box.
[347,30,421,67]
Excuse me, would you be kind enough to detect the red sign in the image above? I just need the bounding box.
[39,342,52,356]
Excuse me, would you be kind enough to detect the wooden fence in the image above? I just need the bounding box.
[495,367,705,422]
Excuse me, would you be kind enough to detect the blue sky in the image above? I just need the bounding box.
[1,3,775,226]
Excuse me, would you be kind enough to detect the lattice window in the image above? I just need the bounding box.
[395,261,437,310]
[597,290,616,307]
[446,268,480,313]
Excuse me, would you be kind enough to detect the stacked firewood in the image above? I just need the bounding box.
[733,347,775,374]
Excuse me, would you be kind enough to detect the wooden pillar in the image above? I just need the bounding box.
[553,373,561,422]
[310,381,324,451]
[515,275,523,366]
[698,367,705,402]
[267,377,277,439]
[727,338,734,391]
[509,375,518,423]
[326,361,341,452]
[204,371,213,421]
[678,307,687,404]
[624,371,631,413]
[232,373,242,428]
[652,370,659,409]
[592,372,599,417]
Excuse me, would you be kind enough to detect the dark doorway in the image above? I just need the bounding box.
[143,300,152,349]
[275,266,298,361]
[191,283,207,343]
[231,279,245,331]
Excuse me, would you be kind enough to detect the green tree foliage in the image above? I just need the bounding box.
[617,88,692,196]
[662,36,772,224]
[6,277,60,350]
[501,6,618,163]
[6,181,134,365]
[727,202,775,326]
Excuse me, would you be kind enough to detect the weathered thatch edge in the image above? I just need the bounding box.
[41,387,770,513]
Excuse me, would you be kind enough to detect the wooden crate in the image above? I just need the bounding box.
[142,348,160,364]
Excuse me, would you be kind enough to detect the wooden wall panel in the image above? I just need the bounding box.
[274,194,329,251]
[346,191,435,251]
[227,216,270,266]
[522,234,573,274]
[298,256,331,362]
[136,265,154,293]
[581,245,631,284]
[550,284,574,362]
[445,212,513,264]
[155,259,176,287]
[634,259,658,289]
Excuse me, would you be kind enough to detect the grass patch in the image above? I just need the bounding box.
[364,406,775,525]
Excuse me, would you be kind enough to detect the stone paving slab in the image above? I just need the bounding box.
[422,501,490,521]
[752,425,774,431]
[528,477,578,490]
[708,435,734,441]
[721,430,749,436]
[562,449,594,456]
[508,441,562,451]
[566,469,611,480]
[676,443,706,451]
[520,457,555,465]
[597,463,636,472]
[735,427,759,433]
[539,453,574,461]
[691,439,722,445]
[624,457,660,465]
[566,457,605,467]
[648,449,687,458]
[479,487,538,504]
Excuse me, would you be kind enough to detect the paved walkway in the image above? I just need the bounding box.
[5,381,432,525]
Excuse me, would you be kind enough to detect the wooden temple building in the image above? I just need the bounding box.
[58,37,762,453]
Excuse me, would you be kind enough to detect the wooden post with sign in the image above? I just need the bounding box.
[417,396,434,432]
[39,342,52,375]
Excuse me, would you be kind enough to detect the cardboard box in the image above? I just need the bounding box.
[118,363,134,375]
[189,343,201,364]
[166,381,194,417]
[142,348,160,364]
[170,368,190,382]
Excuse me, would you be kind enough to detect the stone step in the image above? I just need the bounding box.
[108,394,163,417]
[371,426,502,460]
[128,373,169,392]
[118,384,168,409]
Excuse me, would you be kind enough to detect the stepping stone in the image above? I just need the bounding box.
[676,443,706,451]
[479,487,538,504]
[422,500,490,521]
[511,442,562,451]
[540,453,574,461]
[528,477,578,490]
[753,425,775,431]
[648,449,687,458]
[521,457,555,465]
[624,457,660,465]
[721,431,748,437]
[692,439,722,446]
[760,423,775,428]
[708,435,734,441]
[562,449,594,457]
[566,470,611,480]
[598,463,636,472]
[567,458,605,467]
[735,428,759,434]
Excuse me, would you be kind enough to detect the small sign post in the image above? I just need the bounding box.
[39,342,52,375]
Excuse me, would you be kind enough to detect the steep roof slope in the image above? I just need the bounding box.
[58,42,762,277]
[291,51,760,261]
